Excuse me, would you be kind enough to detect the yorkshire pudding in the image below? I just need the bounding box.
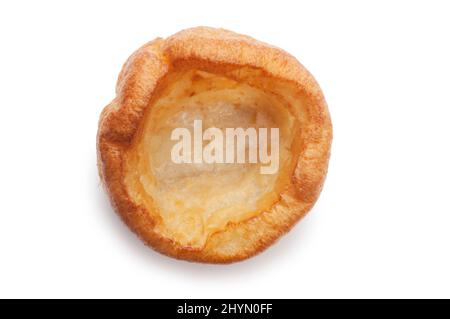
[97,27,332,263]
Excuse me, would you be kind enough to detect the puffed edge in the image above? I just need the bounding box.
[97,27,333,263]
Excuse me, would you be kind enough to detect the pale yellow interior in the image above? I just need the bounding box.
[124,69,299,248]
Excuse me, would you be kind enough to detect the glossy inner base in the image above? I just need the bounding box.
[124,69,299,248]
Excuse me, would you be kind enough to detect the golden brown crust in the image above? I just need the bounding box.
[97,27,332,263]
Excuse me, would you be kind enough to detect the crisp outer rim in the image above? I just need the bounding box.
[97,27,332,263]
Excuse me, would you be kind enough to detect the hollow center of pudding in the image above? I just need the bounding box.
[124,69,298,248]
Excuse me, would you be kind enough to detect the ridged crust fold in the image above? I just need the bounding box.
[97,27,332,263]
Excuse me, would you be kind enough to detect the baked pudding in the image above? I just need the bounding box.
[97,27,332,263]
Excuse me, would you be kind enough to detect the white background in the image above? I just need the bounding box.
[0,0,449,299]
